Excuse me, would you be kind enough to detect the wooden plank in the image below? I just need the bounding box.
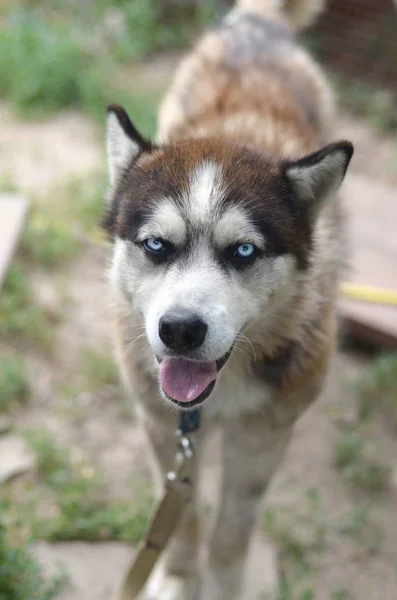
[0,194,29,292]
[338,174,397,348]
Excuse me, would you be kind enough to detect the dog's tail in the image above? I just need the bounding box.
[233,0,325,30]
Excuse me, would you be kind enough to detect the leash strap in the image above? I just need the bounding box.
[114,411,200,600]
[116,479,192,600]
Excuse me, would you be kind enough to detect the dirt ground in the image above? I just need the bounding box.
[1,57,397,599]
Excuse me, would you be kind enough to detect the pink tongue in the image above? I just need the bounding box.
[159,357,217,403]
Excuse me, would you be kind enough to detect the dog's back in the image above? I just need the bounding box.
[159,0,332,156]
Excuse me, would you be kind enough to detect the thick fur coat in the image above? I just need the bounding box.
[103,1,353,598]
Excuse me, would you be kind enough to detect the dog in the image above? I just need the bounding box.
[103,0,353,598]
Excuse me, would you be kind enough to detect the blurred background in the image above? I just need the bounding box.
[0,1,396,599]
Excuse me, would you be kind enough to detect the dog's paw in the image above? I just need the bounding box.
[143,575,198,600]
[143,567,198,600]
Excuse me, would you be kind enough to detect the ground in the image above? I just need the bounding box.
[1,52,397,600]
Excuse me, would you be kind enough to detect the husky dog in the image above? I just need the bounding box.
[103,0,353,598]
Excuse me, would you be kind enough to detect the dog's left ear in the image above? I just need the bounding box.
[283,141,353,219]
[106,104,152,184]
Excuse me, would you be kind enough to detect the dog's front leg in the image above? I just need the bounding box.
[138,405,202,600]
[200,416,291,600]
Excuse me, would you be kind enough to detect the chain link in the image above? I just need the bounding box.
[167,428,195,484]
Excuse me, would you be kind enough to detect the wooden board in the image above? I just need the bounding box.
[0,194,29,292]
[338,174,397,349]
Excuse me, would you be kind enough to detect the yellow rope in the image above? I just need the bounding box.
[340,283,397,307]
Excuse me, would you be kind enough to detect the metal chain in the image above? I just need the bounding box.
[167,428,195,484]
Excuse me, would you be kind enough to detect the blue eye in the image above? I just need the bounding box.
[235,243,255,259]
[144,238,165,253]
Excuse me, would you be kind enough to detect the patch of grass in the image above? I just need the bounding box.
[22,212,80,268]
[24,431,153,543]
[269,579,315,600]
[263,489,378,599]
[25,431,70,483]
[0,356,29,413]
[332,75,397,133]
[39,493,153,543]
[110,0,219,62]
[0,10,107,120]
[0,502,67,600]
[265,509,311,573]
[331,590,351,600]
[265,491,328,562]
[26,176,108,251]
[336,506,382,554]
[333,428,390,494]
[357,353,397,428]
[0,3,211,126]
[264,498,329,594]
[66,176,107,231]
[0,263,56,350]
[0,172,18,193]
[81,347,120,390]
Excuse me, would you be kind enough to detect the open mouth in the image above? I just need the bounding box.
[158,349,232,408]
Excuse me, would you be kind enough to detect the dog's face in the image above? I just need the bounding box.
[104,105,353,409]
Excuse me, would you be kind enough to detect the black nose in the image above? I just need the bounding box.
[159,309,208,352]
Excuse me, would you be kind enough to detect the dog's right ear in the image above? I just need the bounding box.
[106,104,151,185]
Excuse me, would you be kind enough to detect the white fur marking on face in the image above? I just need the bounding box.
[109,238,128,290]
[137,199,187,245]
[214,205,265,249]
[106,112,139,184]
[187,161,226,223]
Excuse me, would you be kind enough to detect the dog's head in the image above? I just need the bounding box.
[104,105,353,409]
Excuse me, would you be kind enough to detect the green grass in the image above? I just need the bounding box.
[0,172,18,193]
[27,0,219,61]
[0,9,158,126]
[108,0,219,62]
[81,347,120,390]
[263,489,378,599]
[269,579,315,600]
[332,75,397,133]
[19,175,109,261]
[331,591,351,600]
[25,430,71,481]
[0,356,29,413]
[37,494,153,543]
[263,505,317,600]
[65,177,107,231]
[0,3,217,124]
[0,506,67,600]
[336,506,382,554]
[22,431,153,543]
[333,428,390,494]
[0,10,107,120]
[22,211,80,268]
[0,263,57,350]
[357,353,397,428]
[264,499,328,595]
[333,354,397,494]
